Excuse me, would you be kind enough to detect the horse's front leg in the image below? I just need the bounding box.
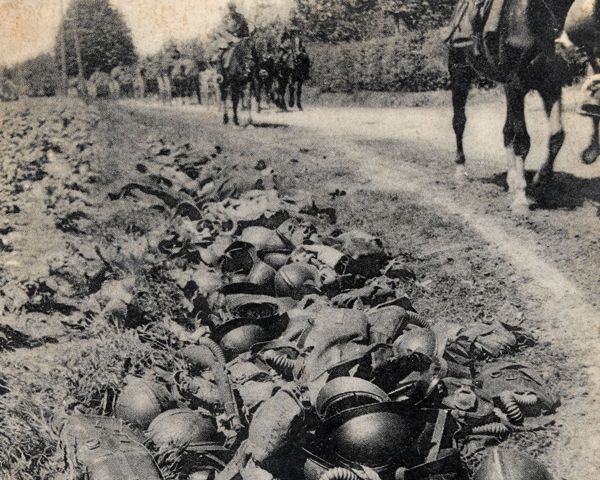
[220,83,229,124]
[582,117,600,164]
[504,82,531,212]
[297,81,303,110]
[247,82,254,125]
[231,87,240,126]
[289,81,296,108]
[535,83,565,184]
[255,80,262,113]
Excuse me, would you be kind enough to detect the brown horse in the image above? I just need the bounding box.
[448,0,576,212]
[219,38,259,125]
[561,0,600,163]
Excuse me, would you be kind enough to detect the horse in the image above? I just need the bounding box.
[109,65,136,98]
[271,40,310,111]
[253,52,277,111]
[170,58,201,104]
[272,46,295,110]
[287,47,310,110]
[560,0,600,164]
[87,70,111,99]
[218,38,260,125]
[447,0,576,212]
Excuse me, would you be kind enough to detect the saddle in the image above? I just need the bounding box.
[444,0,503,53]
[222,39,242,70]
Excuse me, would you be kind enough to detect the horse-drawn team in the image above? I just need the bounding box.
[64,0,600,209]
[86,2,310,124]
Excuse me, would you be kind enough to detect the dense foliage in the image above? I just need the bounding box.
[307,32,451,93]
[292,0,458,41]
[7,54,59,97]
[54,0,137,78]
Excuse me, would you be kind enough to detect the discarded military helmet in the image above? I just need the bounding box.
[146,408,225,450]
[303,449,333,480]
[221,324,270,359]
[239,226,289,252]
[273,263,321,299]
[54,412,163,480]
[219,241,255,275]
[261,251,290,270]
[392,328,438,359]
[316,377,390,422]
[178,344,220,374]
[212,317,276,361]
[473,447,553,480]
[114,375,175,429]
[246,258,277,287]
[323,401,417,469]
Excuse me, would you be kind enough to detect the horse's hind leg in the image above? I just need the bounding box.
[583,117,600,164]
[297,81,303,110]
[449,50,472,179]
[289,82,296,108]
[232,88,240,126]
[535,83,565,185]
[581,61,600,164]
[220,83,229,124]
[503,82,531,212]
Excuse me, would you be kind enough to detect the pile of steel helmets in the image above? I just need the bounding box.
[29,112,559,480]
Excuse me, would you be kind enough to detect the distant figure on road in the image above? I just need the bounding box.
[211,1,250,73]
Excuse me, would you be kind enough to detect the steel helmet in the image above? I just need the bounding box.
[315,377,389,422]
[473,447,553,480]
[392,328,437,358]
[146,408,225,450]
[212,316,280,361]
[239,226,289,253]
[273,263,321,299]
[220,323,270,360]
[303,449,334,480]
[324,401,417,470]
[178,344,220,374]
[114,375,175,429]
[261,251,290,270]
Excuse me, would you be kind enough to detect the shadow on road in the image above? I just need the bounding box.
[251,122,290,129]
[482,171,600,211]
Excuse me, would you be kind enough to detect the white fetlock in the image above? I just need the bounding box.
[506,169,516,191]
[454,164,469,181]
[510,191,532,214]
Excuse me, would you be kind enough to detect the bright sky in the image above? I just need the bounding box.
[0,0,295,67]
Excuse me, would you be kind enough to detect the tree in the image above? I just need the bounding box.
[55,0,137,79]
[9,54,59,96]
[378,0,456,33]
[293,0,384,42]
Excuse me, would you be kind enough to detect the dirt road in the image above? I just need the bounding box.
[155,91,600,478]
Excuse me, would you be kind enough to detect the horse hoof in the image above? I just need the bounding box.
[234,118,239,126]
[510,193,533,215]
[582,146,599,165]
[454,164,469,182]
[223,114,229,124]
[532,166,553,187]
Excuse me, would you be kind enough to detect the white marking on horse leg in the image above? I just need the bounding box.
[454,163,469,182]
[505,146,517,192]
[507,147,530,212]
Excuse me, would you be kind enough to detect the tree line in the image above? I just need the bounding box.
[2,0,460,97]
